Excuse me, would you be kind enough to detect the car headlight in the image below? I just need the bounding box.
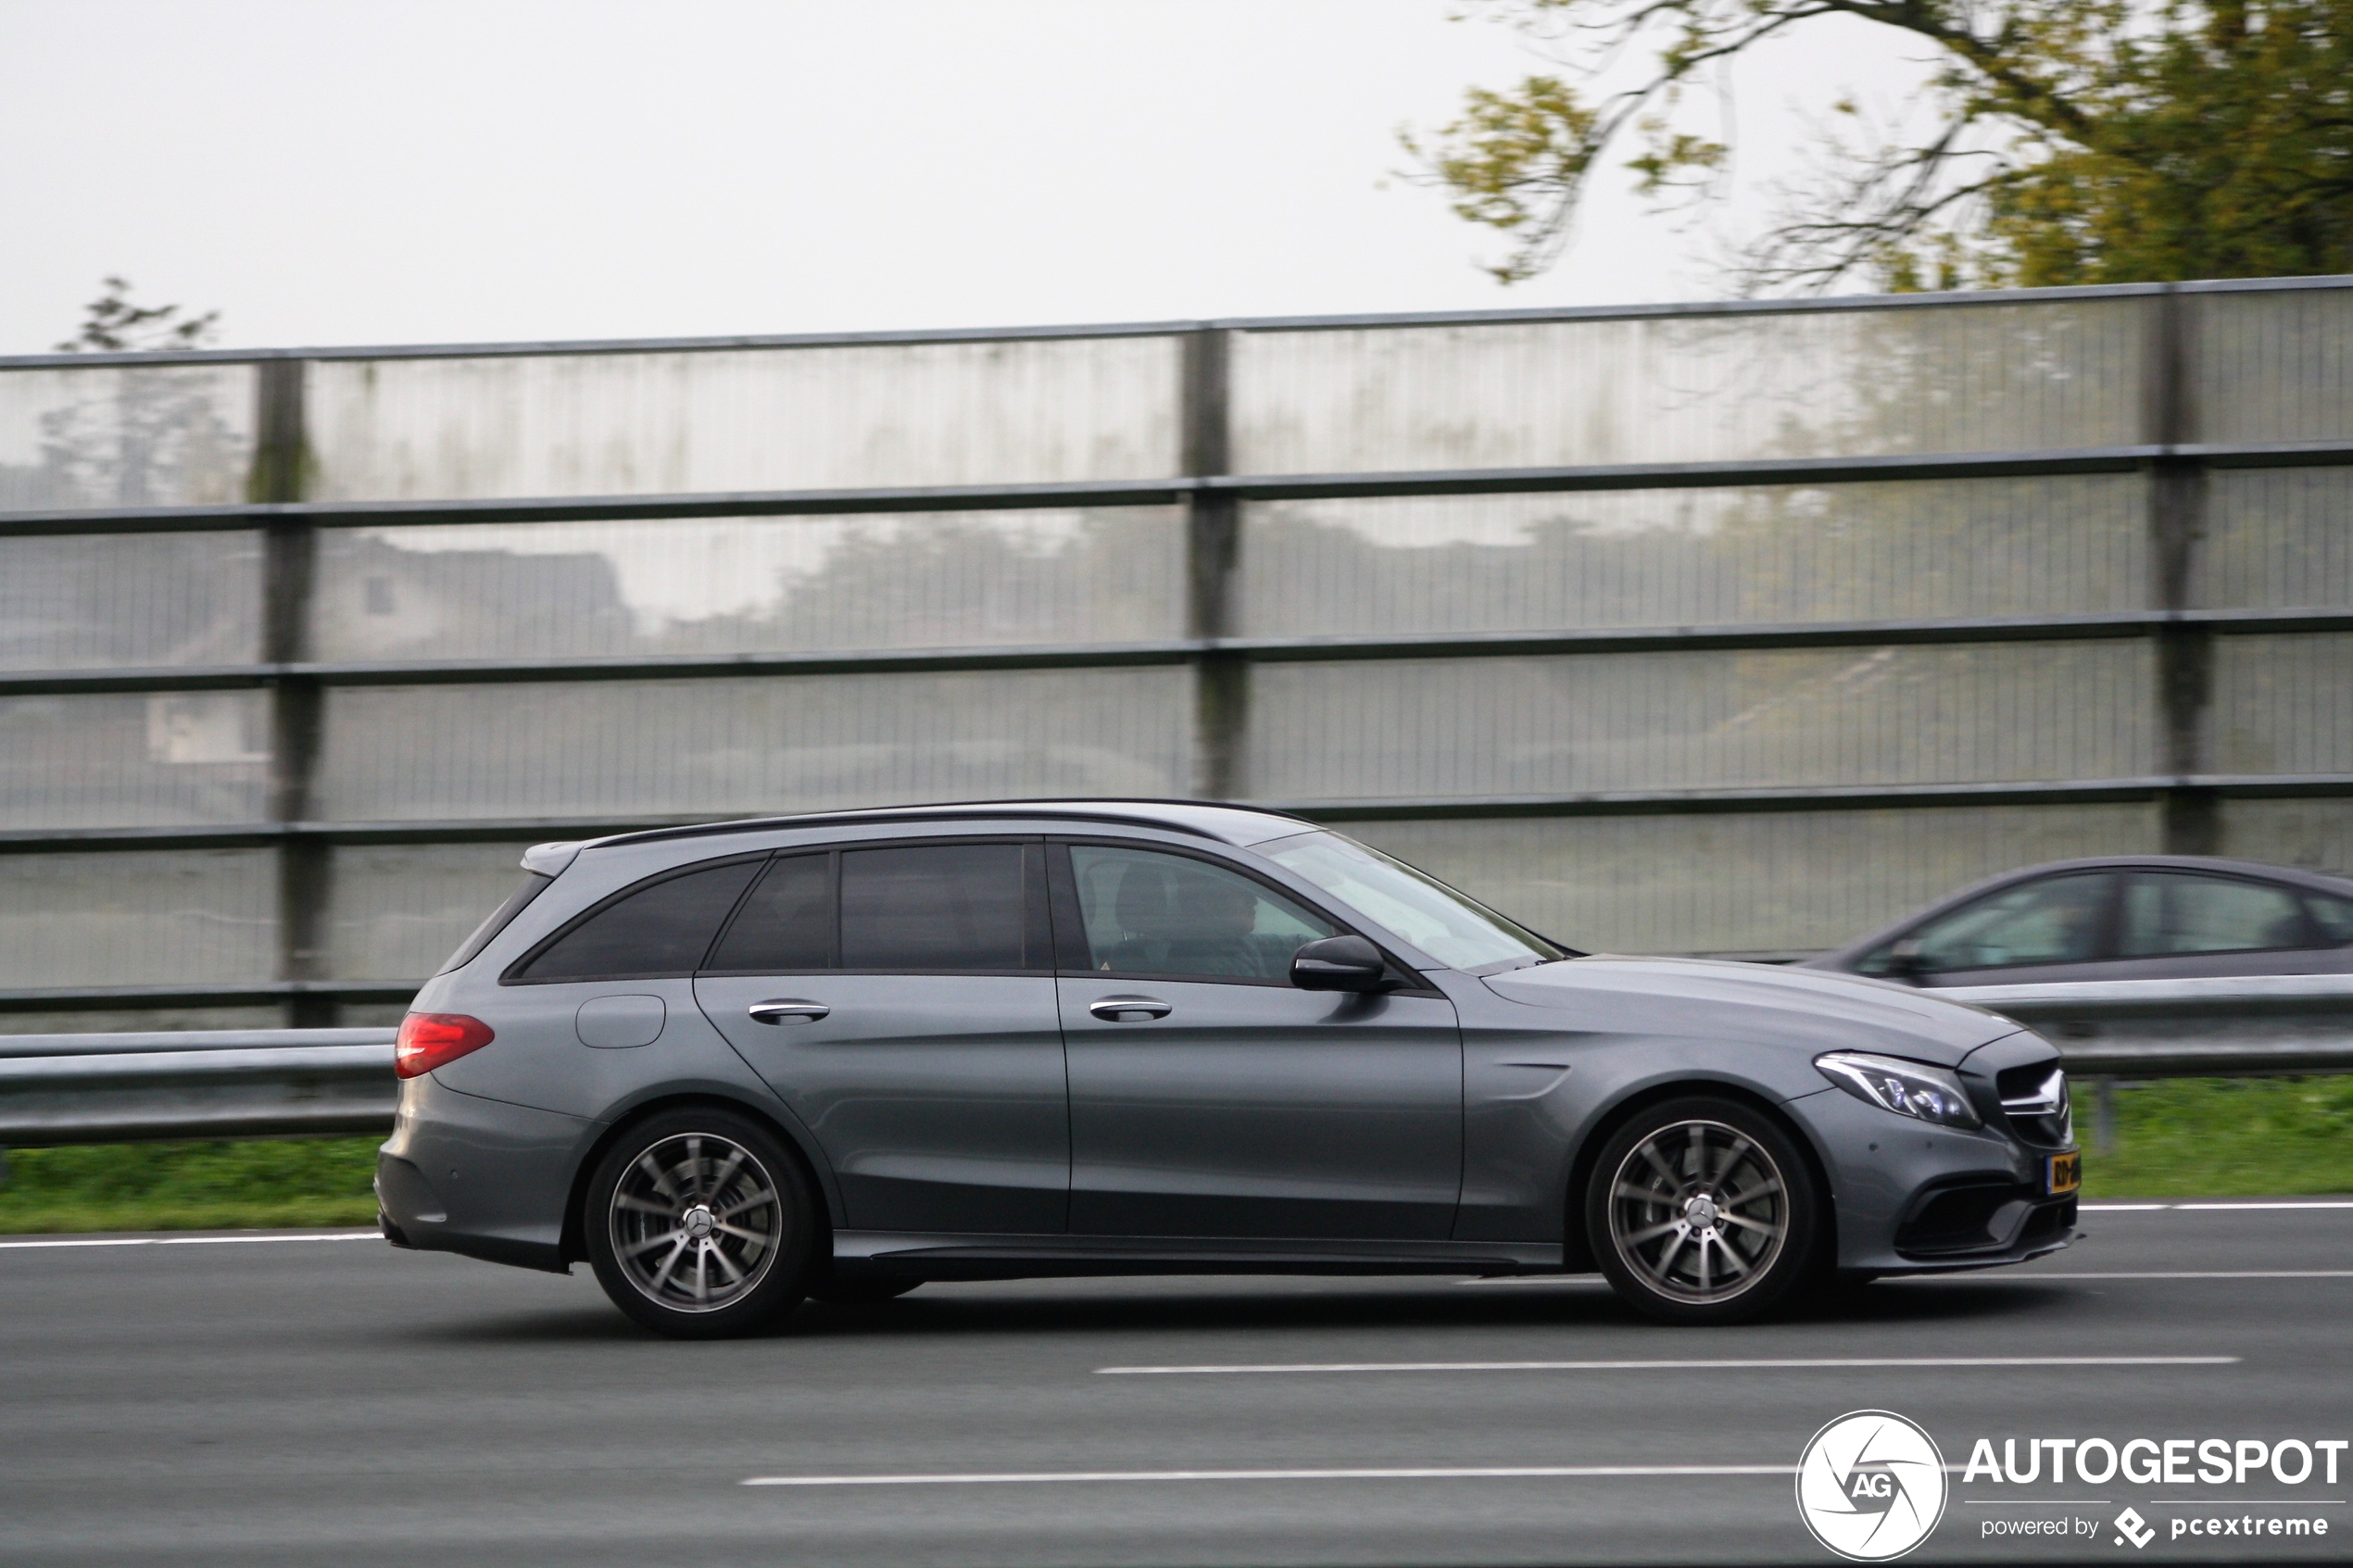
[1814,1051,1982,1128]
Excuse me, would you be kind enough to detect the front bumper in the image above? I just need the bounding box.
[1892,1176,2077,1263]
[1788,1085,2078,1275]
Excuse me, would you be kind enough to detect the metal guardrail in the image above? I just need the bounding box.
[1938,972,2353,1077]
[0,973,2347,1147]
[0,1029,395,1146]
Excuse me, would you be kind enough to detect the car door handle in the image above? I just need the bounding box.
[748,999,830,1025]
[1088,996,1171,1022]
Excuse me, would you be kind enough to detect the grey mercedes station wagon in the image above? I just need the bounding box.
[377,800,2079,1336]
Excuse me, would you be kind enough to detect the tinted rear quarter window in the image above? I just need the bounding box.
[707,853,833,972]
[439,871,553,974]
[515,859,761,982]
[839,844,1026,971]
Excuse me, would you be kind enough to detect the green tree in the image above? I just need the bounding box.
[55,275,220,353]
[1406,2,2353,291]
[3,279,238,511]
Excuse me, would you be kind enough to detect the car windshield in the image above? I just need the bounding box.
[1255,830,1566,973]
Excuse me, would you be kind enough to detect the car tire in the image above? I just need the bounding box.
[1584,1095,1822,1326]
[585,1107,819,1339]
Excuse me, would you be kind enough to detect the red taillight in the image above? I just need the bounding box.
[395,1012,496,1079]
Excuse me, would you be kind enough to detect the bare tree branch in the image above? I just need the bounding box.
[1408,1,2353,292]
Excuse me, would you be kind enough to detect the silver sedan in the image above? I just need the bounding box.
[1805,854,2353,987]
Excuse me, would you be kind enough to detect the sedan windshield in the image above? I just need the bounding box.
[1255,831,1567,973]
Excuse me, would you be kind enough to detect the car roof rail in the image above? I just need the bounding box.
[587,798,1314,851]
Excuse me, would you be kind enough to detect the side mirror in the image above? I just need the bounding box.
[1291,935,1389,993]
[1885,938,1932,985]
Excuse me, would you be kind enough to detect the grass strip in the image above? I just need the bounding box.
[0,1077,2344,1234]
[2080,1074,2353,1198]
[0,1135,380,1235]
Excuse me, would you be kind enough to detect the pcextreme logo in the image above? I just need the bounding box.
[1796,1411,1950,1562]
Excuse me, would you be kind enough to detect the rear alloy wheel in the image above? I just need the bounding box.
[585,1109,817,1338]
[1585,1097,1821,1325]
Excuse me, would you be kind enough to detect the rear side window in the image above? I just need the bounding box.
[839,844,1027,972]
[707,854,833,972]
[513,859,761,982]
[2120,872,2313,957]
[438,871,553,974]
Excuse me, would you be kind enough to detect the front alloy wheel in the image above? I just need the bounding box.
[1587,1097,1819,1324]
[585,1109,816,1337]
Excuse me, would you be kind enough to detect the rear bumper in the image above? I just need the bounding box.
[374,1071,592,1273]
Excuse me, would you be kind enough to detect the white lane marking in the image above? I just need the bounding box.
[1095,1355,2237,1376]
[744,1463,1796,1487]
[1900,1269,2353,1282]
[1470,1268,2352,1286]
[2079,1201,2353,1211]
[158,1232,382,1246]
[2080,1203,2171,1210]
[2080,1212,2353,1222]
[0,1231,379,1250]
[2174,1200,2353,1210]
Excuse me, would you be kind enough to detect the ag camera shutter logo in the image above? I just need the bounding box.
[1796,1411,1949,1561]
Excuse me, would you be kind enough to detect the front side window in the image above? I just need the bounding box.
[839,843,1028,972]
[1876,872,2115,976]
[1255,830,1561,973]
[513,859,761,982]
[2120,872,2313,957]
[1068,846,1333,982]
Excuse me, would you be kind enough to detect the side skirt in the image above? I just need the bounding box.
[831,1230,1563,1283]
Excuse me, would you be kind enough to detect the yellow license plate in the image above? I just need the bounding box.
[2046,1150,2082,1197]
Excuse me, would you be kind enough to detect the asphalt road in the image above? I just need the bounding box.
[2,1203,2348,1567]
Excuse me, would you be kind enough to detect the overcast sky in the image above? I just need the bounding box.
[2,1,1934,354]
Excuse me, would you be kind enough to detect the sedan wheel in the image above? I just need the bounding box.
[1586,1097,1820,1324]
[586,1109,816,1338]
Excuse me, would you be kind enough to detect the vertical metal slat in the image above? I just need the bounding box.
[2149,286,2217,854]
[1184,329,1243,800]
[255,359,334,1027]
